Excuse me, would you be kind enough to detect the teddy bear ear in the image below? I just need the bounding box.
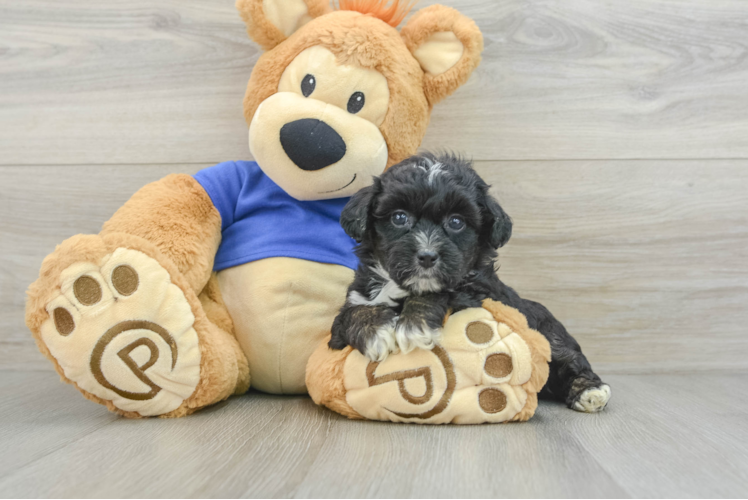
[400,4,484,105]
[236,0,331,51]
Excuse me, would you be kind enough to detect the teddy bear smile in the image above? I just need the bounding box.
[319,173,357,194]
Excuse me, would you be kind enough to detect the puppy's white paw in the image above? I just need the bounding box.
[394,321,441,355]
[573,384,611,413]
[363,319,398,362]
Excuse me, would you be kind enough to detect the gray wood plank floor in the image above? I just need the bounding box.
[0,371,746,498]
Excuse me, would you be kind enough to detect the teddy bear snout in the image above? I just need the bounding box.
[280,118,347,171]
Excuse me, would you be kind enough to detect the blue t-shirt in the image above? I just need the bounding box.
[194,161,358,272]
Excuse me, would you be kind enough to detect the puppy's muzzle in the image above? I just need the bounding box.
[280,118,347,171]
[417,250,439,269]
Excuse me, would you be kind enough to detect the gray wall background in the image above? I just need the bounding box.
[1,0,747,374]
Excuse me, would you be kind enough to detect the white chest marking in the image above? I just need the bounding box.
[348,264,409,307]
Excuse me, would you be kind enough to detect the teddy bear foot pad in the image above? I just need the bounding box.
[37,247,201,416]
[307,300,551,424]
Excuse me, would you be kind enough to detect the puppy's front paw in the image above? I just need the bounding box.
[363,318,398,362]
[394,317,441,354]
[330,305,400,361]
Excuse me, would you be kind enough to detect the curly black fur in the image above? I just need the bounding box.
[330,152,608,409]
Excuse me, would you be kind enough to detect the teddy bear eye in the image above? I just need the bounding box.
[347,91,365,114]
[301,74,316,97]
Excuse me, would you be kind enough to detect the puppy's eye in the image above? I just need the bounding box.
[347,92,365,114]
[301,74,316,97]
[391,211,409,227]
[447,216,465,231]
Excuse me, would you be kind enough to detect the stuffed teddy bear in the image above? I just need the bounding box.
[25,0,498,418]
[24,0,555,423]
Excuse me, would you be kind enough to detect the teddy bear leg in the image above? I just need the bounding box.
[197,274,251,396]
[25,174,247,417]
[25,233,247,417]
[308,300,552,424]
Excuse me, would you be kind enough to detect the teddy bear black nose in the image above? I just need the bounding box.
[280,119,347,171]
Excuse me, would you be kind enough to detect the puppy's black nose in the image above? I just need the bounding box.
[280,119,346,171]
[417,250,438,269]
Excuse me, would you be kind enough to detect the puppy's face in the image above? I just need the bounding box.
[342,154,513,294]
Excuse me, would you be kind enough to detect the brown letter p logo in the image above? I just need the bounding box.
[90,320,178,401]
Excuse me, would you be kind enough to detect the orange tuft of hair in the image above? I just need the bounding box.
[336,0,419,27]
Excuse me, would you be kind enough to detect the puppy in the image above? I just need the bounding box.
[329,153,611,412]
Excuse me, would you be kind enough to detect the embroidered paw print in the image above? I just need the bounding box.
[342,307,537,424]
[40,248,201,416]
[441,311,535,421]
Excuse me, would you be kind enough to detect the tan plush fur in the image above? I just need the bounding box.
[306,299,551,423]
[101,174,222,294]
[26,232,249,418]
[237,0,331,51]
[306,339,363,419]
[243,11,429,168]
[241,5,483,168]
[480,299,552,421]
[199,275,251,395]
[199,274,235,337]
[218,258,354,394]
[400,5,484,105]
[25,1,484,418]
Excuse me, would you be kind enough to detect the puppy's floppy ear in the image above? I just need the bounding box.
[400,5,483,105]
[340,180,379,242]
[481,190,513,249]
[236,0,330,51]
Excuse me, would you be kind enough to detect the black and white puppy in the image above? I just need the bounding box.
[329,153,611,412]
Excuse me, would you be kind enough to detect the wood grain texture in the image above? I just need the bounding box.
[0,371,746,498]
[2,161,746,373]
[476,160,748,373]
[549,373,748,498]
[293,407,626,498]
[2,0,748,164]
[0,371,118,478]
[0,165,208,370]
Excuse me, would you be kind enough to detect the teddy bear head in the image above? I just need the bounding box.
[237,0,483,200]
